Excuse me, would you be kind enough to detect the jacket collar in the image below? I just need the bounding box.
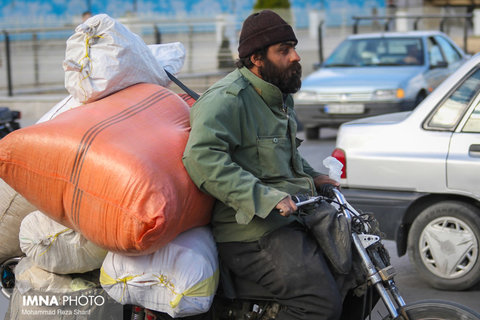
[239,67,285,109]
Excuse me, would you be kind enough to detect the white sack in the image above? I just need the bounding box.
[19,210,107,274]
[14,257,98,294]
[63,13,169,103]
[36,95,82,124]
[40,42,185,124]
[14,257,75,294]
[101,226,219,318]
[148,42,186,75]
[0,178,36,263]
[10,258,123,319]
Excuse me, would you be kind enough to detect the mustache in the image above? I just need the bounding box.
[289,61,302,77]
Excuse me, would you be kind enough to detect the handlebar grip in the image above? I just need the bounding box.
[292,194,310,204]
[317,184,336,198]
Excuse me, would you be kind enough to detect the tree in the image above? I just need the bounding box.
[253,0,291,10]
[253,0,293,25]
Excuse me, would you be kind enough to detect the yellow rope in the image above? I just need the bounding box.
[100,267,219,308]
[38,228,71,257]
[100,267,138,303]
[77,34,104,101]
[169,269,219,308]
[156,274,178,295]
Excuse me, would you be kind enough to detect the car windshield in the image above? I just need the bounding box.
[323,37,424,67]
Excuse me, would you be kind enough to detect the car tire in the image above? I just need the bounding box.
[407,201,480,290]
[305,127,319,140]
[415,91,427,107]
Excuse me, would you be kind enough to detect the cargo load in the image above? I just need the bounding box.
[7,258,123,319]
[0,83,214,254]
[39,41,186,124]
[101,227,218,318]
[0,178,36,263]
[19,210,107,274]
[63,13,170,103]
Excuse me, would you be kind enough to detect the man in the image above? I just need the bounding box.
[82,10,92,22]
[183,10,359,320]
[403,44,422,65]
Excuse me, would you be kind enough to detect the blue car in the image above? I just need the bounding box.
[294,31,469,139]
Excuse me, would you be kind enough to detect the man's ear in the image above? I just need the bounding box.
[250,54,263,68]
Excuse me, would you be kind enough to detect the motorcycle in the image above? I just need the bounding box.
[0,106,21,139]
[135,189,480,320]
[2,189,480,320]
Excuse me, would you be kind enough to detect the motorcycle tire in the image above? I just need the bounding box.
[381,299,480,320]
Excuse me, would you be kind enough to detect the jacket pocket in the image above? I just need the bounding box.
[256,136,292,180]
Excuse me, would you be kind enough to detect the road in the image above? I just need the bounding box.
[1,128,479,319]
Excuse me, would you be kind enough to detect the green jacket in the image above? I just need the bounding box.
[183,67,321,243]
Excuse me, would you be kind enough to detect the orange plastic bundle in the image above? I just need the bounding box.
[177,93,196,107]
[0,83,213,255]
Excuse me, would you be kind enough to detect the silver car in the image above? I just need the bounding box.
[332,52,480,290]
[295,31,469,140]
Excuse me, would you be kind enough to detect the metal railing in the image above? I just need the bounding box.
[1,13,475,97]
[352,14,473,51]
[0,17,239,96]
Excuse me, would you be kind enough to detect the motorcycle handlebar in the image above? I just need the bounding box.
[292,184,344,208]
[292,188,355,222]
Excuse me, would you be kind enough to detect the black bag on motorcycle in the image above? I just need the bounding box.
[301,201,352,275]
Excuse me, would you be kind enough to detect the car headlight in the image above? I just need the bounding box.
[373,88,405,100]
[294,91,319,104]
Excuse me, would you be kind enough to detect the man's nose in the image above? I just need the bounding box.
[291,49,301,62]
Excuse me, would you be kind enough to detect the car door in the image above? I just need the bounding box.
[446,70,480,198]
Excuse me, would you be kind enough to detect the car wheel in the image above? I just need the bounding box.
[415,91,427,107]
[407,201,480,290]
[305,127,319,140]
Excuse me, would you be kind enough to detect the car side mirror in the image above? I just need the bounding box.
[430,61,448,69]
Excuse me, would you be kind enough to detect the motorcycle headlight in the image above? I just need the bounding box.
[374,88,405,100]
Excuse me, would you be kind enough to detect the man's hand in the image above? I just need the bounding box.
[313,174,340,197]
[275,195,297,217]
[313,174,340,189]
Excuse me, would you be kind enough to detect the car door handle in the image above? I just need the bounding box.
[469,144,480,157]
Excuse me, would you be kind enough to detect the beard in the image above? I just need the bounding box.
[259,58,302,94]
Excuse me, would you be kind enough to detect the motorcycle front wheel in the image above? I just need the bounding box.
[382,300,480,320]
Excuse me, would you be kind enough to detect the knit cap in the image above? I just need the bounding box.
[238,10,297,58]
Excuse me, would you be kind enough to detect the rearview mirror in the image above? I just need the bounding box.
[430,61,448,69]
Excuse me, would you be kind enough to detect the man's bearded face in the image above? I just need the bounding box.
[259,57,302,94]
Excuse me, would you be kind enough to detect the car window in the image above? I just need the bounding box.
[463,103,480,133]
[426,67,480,130]
[435,35,462,64]
[427,37,445,66]
[324,37,423,67]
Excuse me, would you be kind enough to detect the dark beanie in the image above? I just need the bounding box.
[238,10,297,58]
